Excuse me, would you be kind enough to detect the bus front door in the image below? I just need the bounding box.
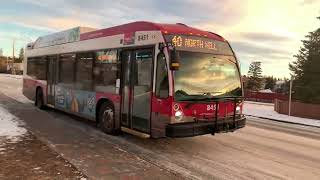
[47,56,57,106]
[121,48,153,134]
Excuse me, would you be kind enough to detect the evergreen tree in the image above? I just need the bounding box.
[246,61,263,91]
[15,48,24,63]
[264,76,276,90]
[289,17,320,103]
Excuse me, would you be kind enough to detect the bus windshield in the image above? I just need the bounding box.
[174,51,242,101]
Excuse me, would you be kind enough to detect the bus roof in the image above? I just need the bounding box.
[80,21,225,42]
[31,26,97,49]
[29,21,226,49]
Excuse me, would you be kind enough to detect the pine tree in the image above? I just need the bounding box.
[289,17,320,103]
[15,48,24,63]
[246,61,263,91]
[264,76,276,90]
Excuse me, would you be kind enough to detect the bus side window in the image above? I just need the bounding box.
[27,57,47,80]
[75,52,93,91]
[58,54,75,86]
[94,49,118,93]
[155,53,169,98]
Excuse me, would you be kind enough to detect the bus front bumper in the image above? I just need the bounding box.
[166,116,246,138]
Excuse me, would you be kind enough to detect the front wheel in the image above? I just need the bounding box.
[35,89,45,110]
[98,102,118,135]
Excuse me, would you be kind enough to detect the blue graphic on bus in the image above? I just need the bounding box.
[55,86,96,118]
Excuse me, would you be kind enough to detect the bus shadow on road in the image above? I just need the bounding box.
[0,92,237,179]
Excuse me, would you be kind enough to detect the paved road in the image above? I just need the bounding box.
[1,74,320,180]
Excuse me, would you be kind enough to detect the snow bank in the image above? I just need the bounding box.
[3,74,22,79]
[0,74,32,104]
[244,101,320,127]
[258,89,273,93]
[0,105,27,149]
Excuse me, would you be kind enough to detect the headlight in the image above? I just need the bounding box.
[236,106,241,114]
[175,110,183,121]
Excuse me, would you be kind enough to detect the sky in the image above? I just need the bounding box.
[0,0,319,78]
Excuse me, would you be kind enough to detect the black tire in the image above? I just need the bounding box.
[98,102,117,135]
[35,89,45,110]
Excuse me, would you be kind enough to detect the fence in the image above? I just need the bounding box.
[12,63,23,74]
[0,60,8,73]
[244,90,288,103]
[274,99,320,120]
[0,62,23,74]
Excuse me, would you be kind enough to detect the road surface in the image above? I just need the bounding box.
[1,74,320,180]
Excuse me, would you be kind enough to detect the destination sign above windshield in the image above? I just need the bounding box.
[164,35,233,55]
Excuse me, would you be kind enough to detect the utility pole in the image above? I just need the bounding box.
[11,34,33,74]
[12,38,15,62]
[6,56,8,72]
[12,38,16,74]
[288,78,293,116]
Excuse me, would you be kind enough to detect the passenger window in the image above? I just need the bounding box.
[27,56,47,80]
[58,54,75,84]
[94,49,119,93]
[75,52,93,91]
[156,53,169,98]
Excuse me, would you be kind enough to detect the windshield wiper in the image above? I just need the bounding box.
[197,91,222,96]
[189,96,243,102]
[178,95,243,102]
[181,96,243,109]
[178,98,201,102]
[177,97,202,109]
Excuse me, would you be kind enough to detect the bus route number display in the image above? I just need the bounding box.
[170,35,217,51]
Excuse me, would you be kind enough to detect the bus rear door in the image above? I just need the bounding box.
[47,55,57,106]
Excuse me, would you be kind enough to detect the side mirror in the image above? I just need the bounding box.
[159,43,165,52]
[169,48,180,70]
[115,78,120,94]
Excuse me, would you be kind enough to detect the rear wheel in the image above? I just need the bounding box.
[98,102,117,135]
[35,89,45,110]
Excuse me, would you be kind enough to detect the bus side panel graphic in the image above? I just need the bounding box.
[55,85,96,118]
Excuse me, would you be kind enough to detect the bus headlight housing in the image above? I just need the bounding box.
[235,106,241,114]
[174,110,183,121]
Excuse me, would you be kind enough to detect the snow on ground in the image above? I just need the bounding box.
[244,101,320,128]
[0,105,27,150]
[0,74,32,104]
[3,74,22,79]
[1,88,32,104]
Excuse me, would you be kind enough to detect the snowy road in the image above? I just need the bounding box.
[0,74,320,180]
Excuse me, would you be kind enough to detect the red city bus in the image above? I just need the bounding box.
[23,21,245,138]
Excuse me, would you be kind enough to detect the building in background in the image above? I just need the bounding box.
[0,48,3,56]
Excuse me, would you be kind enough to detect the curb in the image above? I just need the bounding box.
[245,114,320,129]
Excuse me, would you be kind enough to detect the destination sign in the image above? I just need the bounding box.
[164,35,233,55]
[171,35,216,50]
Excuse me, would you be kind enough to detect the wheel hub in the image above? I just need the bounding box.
[102,109,113,129]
